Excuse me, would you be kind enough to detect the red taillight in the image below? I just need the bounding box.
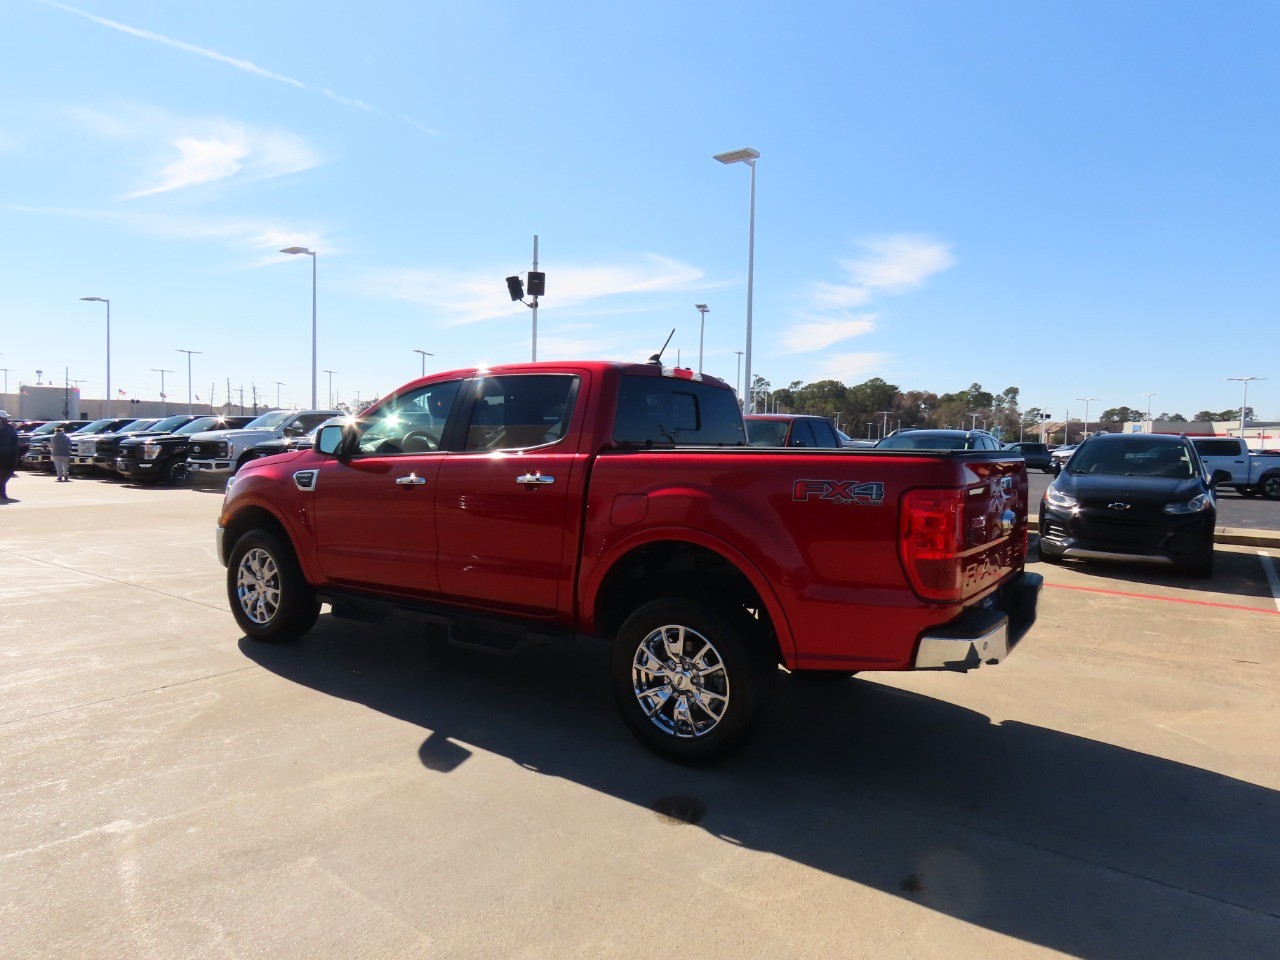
[900,488,966,602]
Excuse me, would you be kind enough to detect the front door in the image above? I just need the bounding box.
[311,381,461,596]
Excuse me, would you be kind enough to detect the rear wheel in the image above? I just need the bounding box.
[612,597,775,765]
[226,530,319,641]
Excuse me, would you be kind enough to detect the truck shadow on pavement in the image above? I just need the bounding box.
[241,619,1278,960]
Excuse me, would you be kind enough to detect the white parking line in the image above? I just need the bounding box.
[1258,551,1280,613]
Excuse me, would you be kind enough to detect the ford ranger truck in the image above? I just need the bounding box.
[216,361,1041,764]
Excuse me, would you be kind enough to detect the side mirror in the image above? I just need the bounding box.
[316,424,347,457]
[1210,469,1232,486]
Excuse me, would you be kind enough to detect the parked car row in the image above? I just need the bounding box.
[15,410,342,485]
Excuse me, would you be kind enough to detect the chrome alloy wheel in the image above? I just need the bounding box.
[631,624,730,739]
[235,546,282,625]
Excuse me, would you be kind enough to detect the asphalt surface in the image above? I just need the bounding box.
[2,469,1278,959]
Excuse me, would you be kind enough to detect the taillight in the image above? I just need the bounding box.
[900,488,966,602]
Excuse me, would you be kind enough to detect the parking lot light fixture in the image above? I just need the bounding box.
[413,348,434,378]
[1076,397,1099,439]
[176,349,202,414]
[1227,377,1265,439]
[151,368,173,415]
[694,305,709,374]
[323,369,337,409]
[1143,392,1156,433]
[280,247,318,408]
[79,297,110,416]
[713,147,759,412]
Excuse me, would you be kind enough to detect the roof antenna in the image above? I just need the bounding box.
[648,329,676,364]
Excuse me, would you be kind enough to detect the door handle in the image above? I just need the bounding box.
[396,473,427,486]
[516,472,555,486]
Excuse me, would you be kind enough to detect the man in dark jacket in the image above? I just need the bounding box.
[0,410,18,502]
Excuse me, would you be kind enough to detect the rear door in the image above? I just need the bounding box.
[311,380,461,595]
[433,372,585,617]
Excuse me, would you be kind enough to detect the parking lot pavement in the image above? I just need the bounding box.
[2,471,1278,959]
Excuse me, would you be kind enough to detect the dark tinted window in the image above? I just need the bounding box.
[809,419,840,448]
[614,375,745,446]
[1193,439,1241,457]
[790,420,816,447]
[745,419,788,446]
[1070,438,1194,478]
[464,375,576,451]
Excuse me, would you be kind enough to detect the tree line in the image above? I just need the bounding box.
[752,375,1246,443]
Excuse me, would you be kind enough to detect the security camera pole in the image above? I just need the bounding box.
[505,235,546,362]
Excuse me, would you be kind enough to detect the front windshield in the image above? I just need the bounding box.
[77,419,118,434]
[119,419,156,431]
[243,410,293,431]
[148,416,191,432]
[1068,440,1194,479]
[175,417,221,435]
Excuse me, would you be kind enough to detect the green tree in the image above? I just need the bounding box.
[1099,406,1143,424]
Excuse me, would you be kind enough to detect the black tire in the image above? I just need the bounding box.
[162,459,190,485]
[1261,473,1280,500]
[611,597,776,765]
[1241,487,1257,498]
[226,530,319,641]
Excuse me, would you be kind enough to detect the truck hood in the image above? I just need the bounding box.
[189,428,277,443]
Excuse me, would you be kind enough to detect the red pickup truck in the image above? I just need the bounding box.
[218,361,1040,763]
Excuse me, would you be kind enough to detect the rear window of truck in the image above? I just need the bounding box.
[614,375,746,446]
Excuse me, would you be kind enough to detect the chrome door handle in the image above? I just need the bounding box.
[516,472,555,486]
[395,473,427,486]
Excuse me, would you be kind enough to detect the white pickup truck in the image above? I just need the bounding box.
[1189,436,1280,498]
[185,408,339,482]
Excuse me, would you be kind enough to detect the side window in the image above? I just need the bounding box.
[809,419,839,448]
[789,420,817,447]
[292,413,336,434]
[1195,440,1238,457]
[355,381,461,455]
[463,375,577,451]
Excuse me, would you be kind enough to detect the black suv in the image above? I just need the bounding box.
[1003,441,1052,473]
[115,415,255,484]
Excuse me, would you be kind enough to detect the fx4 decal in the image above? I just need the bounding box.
[792,479,886,505]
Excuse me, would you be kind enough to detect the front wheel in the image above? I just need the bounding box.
[162,459,190,485]
[612,597,775,765]
[226,530,319,641]
[1261,473,1280,500]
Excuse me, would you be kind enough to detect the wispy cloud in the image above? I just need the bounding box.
[37,0,439,136]
[127,123,320,198]
[780,234,954,362]
[811,351,892,381]
[368,255,706,325]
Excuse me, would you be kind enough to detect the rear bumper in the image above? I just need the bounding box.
[913,572,1042,671]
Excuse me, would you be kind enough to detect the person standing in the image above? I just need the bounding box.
[51,425,73,481]
[0,411,18,502]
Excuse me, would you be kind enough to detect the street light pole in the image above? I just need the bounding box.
[413,348,434,378]
[273,381,285,409]
[151,368,173,415]
[733,351,743,405]
[79,297,110,416]
[1143,392,1156,434]
[714,147,759,413]
[694,304,709,374]
[176,349,202,414]
[323,369,337,409]
[280,247,318,408]
[1227,376,1265,439]
[1076,397,1099,440]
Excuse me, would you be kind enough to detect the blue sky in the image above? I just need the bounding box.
[2,1,1276,420]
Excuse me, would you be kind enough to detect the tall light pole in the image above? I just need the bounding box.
[714,147,759,412]
[151,368,173,415]
[176,349,202,414]
[1227,376,1265,439]
[273,381,285,408]
[413,348,434,377]
[1143,392,1156,433]
[280,247,317,408]
[322,369,337,409]
[734,350,743,404]
[0,368,10,397]
[79,297,110,416]
[694,304,709,374]
[1076,397,1099,440]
